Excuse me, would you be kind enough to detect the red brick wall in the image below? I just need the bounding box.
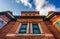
[21,11,39,16]
[0,15,10,22]
[8,18,51,34]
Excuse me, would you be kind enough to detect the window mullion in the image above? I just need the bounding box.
[30,23,32,34]
[26,23,29,34]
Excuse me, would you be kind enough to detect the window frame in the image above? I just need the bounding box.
[0,15,10,22]
[31,23,43,34]
[0,18,7,29]
[16,23,29,34]
[16,23,43,35]
[25,14,27,16]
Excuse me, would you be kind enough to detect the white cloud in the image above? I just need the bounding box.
[34,0,58,16]
[16,0,60,16]
[16,0,20,3]
[34,0,46,11]
[16,0,32,8]
[40,4,56,16]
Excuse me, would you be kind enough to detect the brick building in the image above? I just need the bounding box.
[0,11,60,39]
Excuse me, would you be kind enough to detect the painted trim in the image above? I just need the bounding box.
[6,34,53,37]
[46,12,54,18]
[16,23,28,34]
[15,23,21,33]
[15,23,44,35]
[38,23,44,34]
[8,12,15,19]
[0,18,7,29]
[53,18,60,25]
[0,15,10,22]
[30,23,32,33]
[31,23,43,34]
[27,23,29,33]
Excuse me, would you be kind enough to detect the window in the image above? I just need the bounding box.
[0,18,7,29]
[57,22,60,26]
[16,23,43,35]
[25,14,27,16]
[0,15,9,22]
[29,14,31,16]
[18,24,27,34]
[32,24,41,34]
[0,21,3,26]
[33,14,35,16]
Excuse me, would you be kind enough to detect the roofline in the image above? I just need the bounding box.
[21,11,39,14]
[43,11,60,21]
[48,11,60,15]
[14,16,45,19]
[0,11,16,21]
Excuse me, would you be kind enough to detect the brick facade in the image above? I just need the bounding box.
[0,11,60,39]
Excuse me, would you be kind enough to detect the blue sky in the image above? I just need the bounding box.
[0,0,60,16]
[49,0,60,8]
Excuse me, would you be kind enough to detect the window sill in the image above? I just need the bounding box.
[6,34,53,37]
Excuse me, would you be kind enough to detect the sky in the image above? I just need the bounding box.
[0,0,60,16]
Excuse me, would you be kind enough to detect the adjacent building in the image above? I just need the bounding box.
[0,11,16,29]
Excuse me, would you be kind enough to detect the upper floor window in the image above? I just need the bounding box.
[25,14,27,16]
[0,15,9,22]
[17,23,43,34]
[24,14,36,16]
[18,24,27,34]
[32,24,41,34]
[0,18,7,29]
[29,14,31,16]
[33,14,35,16]
[0,21,3,26]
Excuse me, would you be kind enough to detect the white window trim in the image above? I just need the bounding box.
[6,23,54,36]
[30,23,32,33]
[16,23,29,34]
[27,23,29,33]
[38,23,44,34]
[2,17,9,22]
[8,13,15,18]
[31,23,44,34]
[0,15,9,22]
[6,34,53,37]
[16,23,21,33]
[0,18,7,29]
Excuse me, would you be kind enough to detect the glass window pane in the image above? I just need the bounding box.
[32,24,41,34]
[19,29,26,33]
[0,21,3,26]
[21,24,27,28]
[57,22,60,26]
[25,14,27,16]
[33,30,40,34]
[33,24,39,28]
[18,24,27,34]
